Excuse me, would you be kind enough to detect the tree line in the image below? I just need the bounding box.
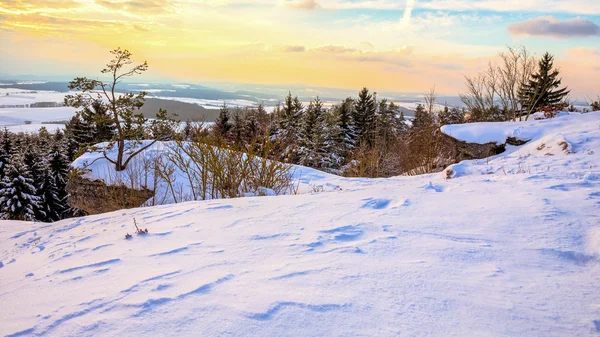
[0,46,594,221]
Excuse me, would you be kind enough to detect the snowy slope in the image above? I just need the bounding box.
[1,112,600,336]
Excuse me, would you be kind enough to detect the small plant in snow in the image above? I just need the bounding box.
[134,218,148,234]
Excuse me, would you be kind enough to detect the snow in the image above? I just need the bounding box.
[0,89,69,106]
[0,107,77,126]
[1,112,600,336]
[440,112,571,144]
[149,96,264,110]
[3,124,65,134]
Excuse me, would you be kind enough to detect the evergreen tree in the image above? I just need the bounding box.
[438,106,466,126]
[88,99,115,142]
[376,99,402,147]
[519,52,570,116]
[214,104,232,139]
[183,120,193,140]
[244,114,260,144]
[279,92,304,142]
[412,104,434,129]
[48,143,70,213]
[0,128,12,179]
[298,97,325,167]
[353,88,376,146]
[0,155,42,221]
[38,166,64,222]
[231,110,245,147]
[23,147,53,221]
[64,114,94,160]
[150,109,177,141]
[337,98,356,157]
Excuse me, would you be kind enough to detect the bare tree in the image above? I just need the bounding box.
[461,46,537,121]
[423,86,437,115]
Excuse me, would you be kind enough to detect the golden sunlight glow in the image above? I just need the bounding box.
[0,0,599,97]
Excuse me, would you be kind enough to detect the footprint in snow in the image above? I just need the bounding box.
[423,181,444,192]
[361,198,392,210]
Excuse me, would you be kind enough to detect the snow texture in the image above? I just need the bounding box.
[440,112,570,144]
[1,111,600,336]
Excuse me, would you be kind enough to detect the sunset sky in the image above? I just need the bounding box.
[1,0,599,98]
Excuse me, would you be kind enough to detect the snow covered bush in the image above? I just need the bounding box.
[160,136,295,202]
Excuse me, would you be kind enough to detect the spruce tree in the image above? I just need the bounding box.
[64,114,94,160]
[279,92,303,142]
[0,156,42,221]
[412,104,434,129]
[88,99,115,142]
[48,143,70,213]
[438,106,466,126]
[244,114,260,144]
[231,110,245,147]
[353,88,376,146]
[214,104,232,139]
[0,128,12,179]
[299,97,325,167]
[38,165,65,222]
[23,146,45,191]
[519,52,570,117]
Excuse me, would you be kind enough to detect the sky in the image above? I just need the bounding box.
[0,0,599,99]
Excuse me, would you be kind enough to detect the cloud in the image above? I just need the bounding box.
[283,45,306,52]
[313,45,357,53]
[402,0,414,26]
[94,0,180,15]
[282,0,320,10]
[508,16,600,38]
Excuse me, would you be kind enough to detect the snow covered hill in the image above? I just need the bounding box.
[1,112,599,336]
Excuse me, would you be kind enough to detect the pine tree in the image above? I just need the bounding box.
[214,104,232,139]
[519,52,570,117]
[353,88,376,146]
[0,155,42,221]
[151,108,177,141]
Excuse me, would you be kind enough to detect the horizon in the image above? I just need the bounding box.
[1,1,599,100]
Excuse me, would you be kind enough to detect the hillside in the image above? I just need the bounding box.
[1,112,599,336]
[140,98,219,122]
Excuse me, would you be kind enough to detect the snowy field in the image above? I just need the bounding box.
[0,90,68,107]
[1,113,599,336]
[0,108,75,125]
[0,89,77,131]
[3,124,65,134]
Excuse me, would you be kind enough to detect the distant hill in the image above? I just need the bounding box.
[140,98,220,122]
